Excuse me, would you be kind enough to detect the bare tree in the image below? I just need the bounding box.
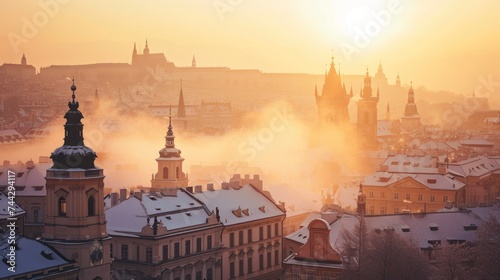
[431,242,476,280]
[340,215,368,280]
[475,215,500,280]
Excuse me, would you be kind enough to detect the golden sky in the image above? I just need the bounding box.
[1,0,499,93]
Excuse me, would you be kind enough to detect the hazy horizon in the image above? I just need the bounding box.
[1,0,500,94]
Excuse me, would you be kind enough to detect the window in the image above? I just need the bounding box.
[229,232,235,247]
[110,243,113,259]
[307,270,314,280]
[185,240,191,255]
[259,226,263,240]
[207,235,212,250]
[292,268,300,280]
[88,196,95,216]
[274,223,279,237]
[121,244,128,260]
[162,245,168,260]
[418,193,423,201]
[58,197,67,216]
[176,167,180,179]
[247,257,253,273]
[163,167,168,179]
[196,271,202,280]
[274,249,279,266]
[239,259,244,276]
[146,247,152,263]
[239,230,244,245]
[248,229,253,243]
[33,208,39,223]
[369,191,374,198]
[430,195,436,202]
[196,237,202,252]
[267,225,271,238]
[394,193,399,200]
[136,246,140,261]
[443,195,449,202]
[267,252,272,267]
[394,208,399,214]
[206,268,213,280]
[259,254,264,270]
[230,261,235,278]
[185,274,191,280]
[405,193,411,200]
[380,192,385,198]
[380,206,386,214]
[174,242,180,258]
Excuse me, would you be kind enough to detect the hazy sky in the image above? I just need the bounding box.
[1,0,499,93]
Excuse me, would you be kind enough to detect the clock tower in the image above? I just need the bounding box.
[43,80,111,279]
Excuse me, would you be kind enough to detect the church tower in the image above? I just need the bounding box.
[356,69,379,149]
[395,73,401,87]
[373,61,388,87]
[132,42,138,65]
[143,39,150,56]
[151,108,188,188]
[401,84,421,131]
[21,53,27,65]
[315,56,352,126]
[43,80,111,279]
[385,102,391,120]
[192,55,196,68]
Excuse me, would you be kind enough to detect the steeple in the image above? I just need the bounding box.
[132,42,137,65]
[177,80,186,118]
[403,82,418,116]
[192,55,196,68]
[166,106,175,148]
[21,53,27,65]
[396,72,401,87]
[50,78,97,169]
[362,68,372,99]
[143,39,150,55]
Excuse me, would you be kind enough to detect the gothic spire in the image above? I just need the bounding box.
[165,105,175,148]
[177,80,186,118]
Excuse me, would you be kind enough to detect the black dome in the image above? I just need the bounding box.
[51,145,97,169]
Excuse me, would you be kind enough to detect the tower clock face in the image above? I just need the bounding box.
[90,240,104,266]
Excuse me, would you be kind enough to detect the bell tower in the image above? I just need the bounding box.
[356,69,379,149]
[151,107,189,188]
[43,79,111,279]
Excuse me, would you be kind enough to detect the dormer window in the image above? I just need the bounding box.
[58,197,67,216]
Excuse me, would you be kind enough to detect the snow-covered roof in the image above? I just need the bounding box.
[265,184,321,215]
[363,171,464,190]
[0,236,77,278]
[382,154,436,173]
[106,188,216,237]
[460,139,494,147]
[193,184,285,226]
[0,163,51,196]
[447,156,500,177]
[0,129,28,144]
[286,210,488,250]
[377,120,396,137]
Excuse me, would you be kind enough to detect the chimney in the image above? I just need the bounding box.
[222,182,229,190]
[186,186,194,193]
[119,188,127,202]
[380,165,389,172]
[244,174,250,180]
[195,185,202,193]
[230,181,240,190]
[438,166,446,174]
[110,192,119,206]
[26,160,35,169]
[3,160,10,166]
[232,174,241,180]
[160,188,177,197]
[253,174,260,180]
[207,183,214,191]
[133,191,143,200]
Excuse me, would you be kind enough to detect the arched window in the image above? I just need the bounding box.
[363,111,369,124]
[176,167,180,179]
[163,167,169,179]
[88,196,95,216]
[58,197,67,216]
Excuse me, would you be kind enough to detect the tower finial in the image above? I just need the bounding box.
[71,76,76,104]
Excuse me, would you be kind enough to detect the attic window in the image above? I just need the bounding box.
[166,216,172,220]
[17,172,24,177]
[413,163,420,167]
[298,234,302,237]
[189,202,195,206]
[403,162,411,166]
[379,177,390,182]
[16,186,25,191]
[32,186,43,191]
[242,209,249,216]
[155,208,161,211]
[391,161,398,165]
[429,223,438,231]
[463,224,478,231]
[149,196,157,201]
[401,225,410,232]
[259,206,266,213]
[447,239,466,245]
[186,213,192,217]
[232,207,242,218]
[427,179,437,184]
[41,250,54,260]
[176,205,181,207]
